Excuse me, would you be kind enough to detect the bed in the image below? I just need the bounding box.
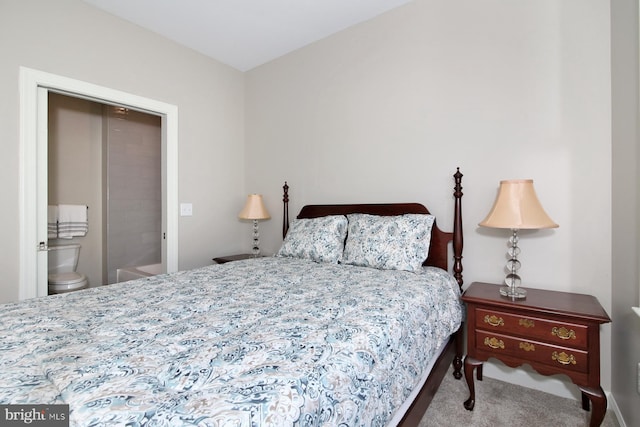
[0,169,464,426]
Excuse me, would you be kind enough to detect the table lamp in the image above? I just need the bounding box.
[479,179,558,299]
[238,194,271,256]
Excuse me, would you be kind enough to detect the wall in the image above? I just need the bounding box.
[611,0,640,425]
[0,0,246,303]
[48,93,103,288]
[246,0,613,400]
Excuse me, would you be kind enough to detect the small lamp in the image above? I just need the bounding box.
[479,179,558,299]
[238,194,271,256]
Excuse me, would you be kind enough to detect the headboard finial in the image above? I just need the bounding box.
[282,182,289,239]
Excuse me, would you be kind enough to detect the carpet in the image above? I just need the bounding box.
[418,368,620,427]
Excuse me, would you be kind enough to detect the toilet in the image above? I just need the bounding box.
[48,243,89,294]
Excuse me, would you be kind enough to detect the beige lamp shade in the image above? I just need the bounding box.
[479,180,558,230]
[238,194,271,220]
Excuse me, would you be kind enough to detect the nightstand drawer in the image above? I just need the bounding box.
[476,308,588,349]
[475,330,589,374]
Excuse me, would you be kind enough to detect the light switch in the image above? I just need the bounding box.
[180,203,193,216]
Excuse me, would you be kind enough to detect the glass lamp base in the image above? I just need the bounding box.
[500,285,527,299]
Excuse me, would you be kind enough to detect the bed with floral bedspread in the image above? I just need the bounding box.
[0,257,462,426]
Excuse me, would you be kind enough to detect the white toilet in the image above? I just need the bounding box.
[48,243,89,294]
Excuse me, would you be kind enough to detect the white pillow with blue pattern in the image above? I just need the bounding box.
[276,215,348,264]
[343,213,435,272]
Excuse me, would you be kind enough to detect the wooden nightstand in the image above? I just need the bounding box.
[212,254,258,264]
[462,282,611,427]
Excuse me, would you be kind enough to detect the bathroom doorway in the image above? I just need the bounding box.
[48,93,162,288]
[19,67,179,300]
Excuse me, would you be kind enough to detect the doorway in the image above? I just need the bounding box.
[48,94,163,288]
[19,67,179,300]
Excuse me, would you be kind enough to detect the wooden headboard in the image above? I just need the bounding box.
[281,169,464,288]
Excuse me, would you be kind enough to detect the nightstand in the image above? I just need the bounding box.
[462,282,611,427]
[212,254,258,264]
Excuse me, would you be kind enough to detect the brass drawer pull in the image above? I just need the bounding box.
[519,318,535,328]
[484,337,505,349]
[552,351,576,365]
[552,326,576,340]
[484,314,504,327]
[519,342,535,352]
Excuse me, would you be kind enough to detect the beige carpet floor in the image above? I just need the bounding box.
[419,368,620,427]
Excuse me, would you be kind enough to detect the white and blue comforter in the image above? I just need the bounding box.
[0,257,462,426]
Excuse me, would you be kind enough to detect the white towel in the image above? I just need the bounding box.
[47,205,58,239]
[58,204,88,238]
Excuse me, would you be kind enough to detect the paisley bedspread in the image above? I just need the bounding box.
[0,257,462,426]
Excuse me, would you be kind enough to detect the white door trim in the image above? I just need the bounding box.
[19,66,179,300]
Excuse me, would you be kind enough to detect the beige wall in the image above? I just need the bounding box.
[245,0,614,406]
[0,0,246,303]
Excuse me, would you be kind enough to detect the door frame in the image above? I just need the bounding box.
[19,66,179,300]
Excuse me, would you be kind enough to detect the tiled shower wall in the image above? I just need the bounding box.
[105,107,162,284]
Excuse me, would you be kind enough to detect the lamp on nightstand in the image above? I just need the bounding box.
[479,179,558,299]
[238,194,271,256]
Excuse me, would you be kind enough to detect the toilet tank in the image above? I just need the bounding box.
[48,244,81,274]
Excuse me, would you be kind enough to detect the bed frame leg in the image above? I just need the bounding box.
[452,325,463,379]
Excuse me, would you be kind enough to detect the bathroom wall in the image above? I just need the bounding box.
[48,93,103,288]
[105,107,162,284]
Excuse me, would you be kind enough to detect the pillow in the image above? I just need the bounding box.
[276,215,348,264]
[342,213,435,272]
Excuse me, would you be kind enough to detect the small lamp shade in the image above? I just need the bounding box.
[479,180,558,230]
[238,194,270,220]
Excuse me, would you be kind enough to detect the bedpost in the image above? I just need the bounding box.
[453,168,463,288]
[282,181,289,239]
[452,168,464,380]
